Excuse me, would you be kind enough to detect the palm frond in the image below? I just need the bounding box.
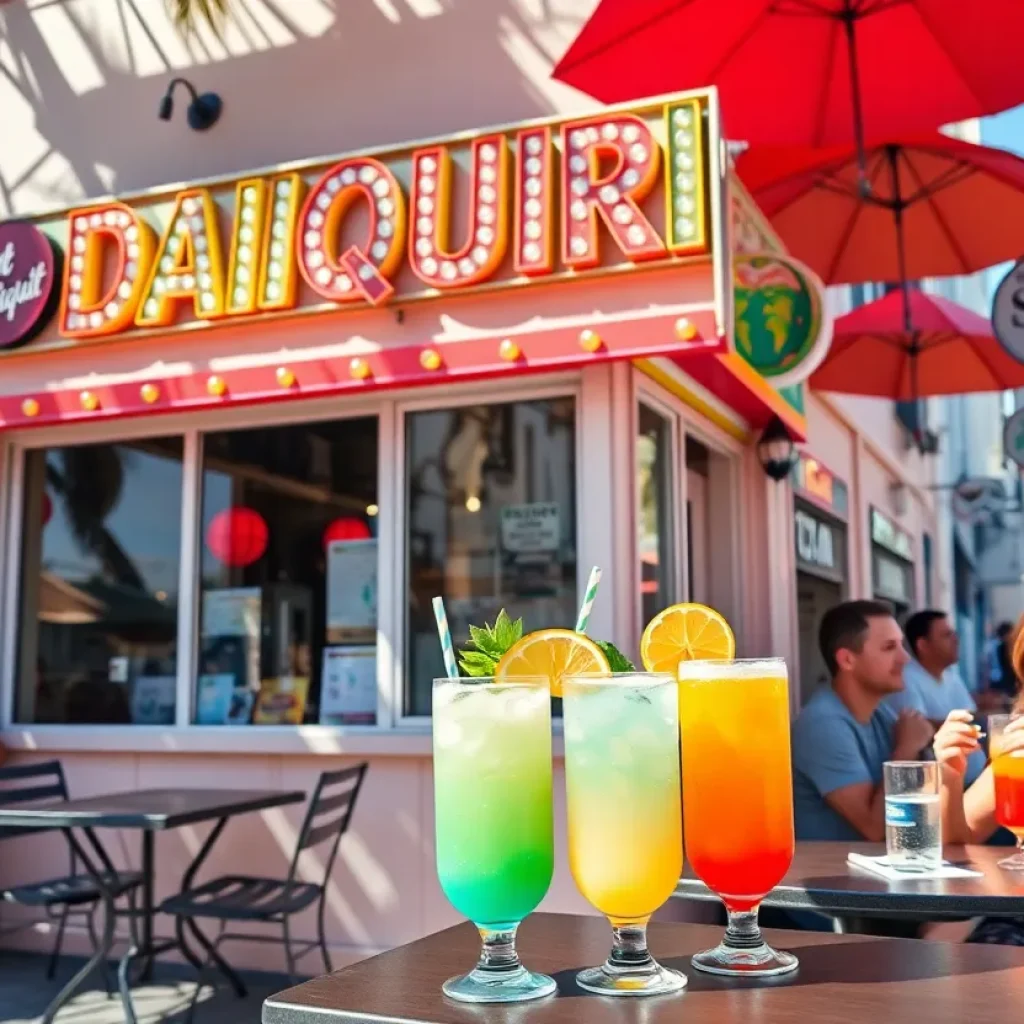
[166,0,233,36]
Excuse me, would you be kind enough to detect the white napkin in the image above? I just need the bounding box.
[847,852,983,880]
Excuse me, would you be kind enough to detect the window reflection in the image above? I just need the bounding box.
[405,398,577,716]
[16,439,184,725]
[637,404,674,625]
[196,418,378,726]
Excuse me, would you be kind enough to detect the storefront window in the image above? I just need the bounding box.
[637,403,674,624]
[404,397,577,716]
[196,418,379,726]
[15,439,184,725]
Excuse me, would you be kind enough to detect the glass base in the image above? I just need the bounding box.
[442,965,557,1003]
[998,850,1024,871]
[691,941,799,977]
[576,961,687,997]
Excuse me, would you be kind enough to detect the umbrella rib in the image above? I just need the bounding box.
[900,149,974,272]
[702,5,780,87]
[910,2,987,109]
[822,147,889,281]
[902,162,975,205]
[811,14,842,147]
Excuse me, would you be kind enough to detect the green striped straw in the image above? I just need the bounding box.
[432,596,460,679]
[575,566,602,634]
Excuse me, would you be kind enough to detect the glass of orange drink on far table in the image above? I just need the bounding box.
[643,604,798,977]
[990,714,1024,870]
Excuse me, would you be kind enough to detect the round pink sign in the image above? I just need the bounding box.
[0,221,61,349]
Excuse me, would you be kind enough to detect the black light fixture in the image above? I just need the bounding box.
[757,416,798,482]
[158,78,223,132]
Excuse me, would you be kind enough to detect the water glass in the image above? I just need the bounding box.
[432,676,556,1003]
[883,761,941,872]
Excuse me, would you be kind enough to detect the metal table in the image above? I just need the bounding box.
[675,842,1024,925]
[0,786,305,1024]
[262,911,1024,1024]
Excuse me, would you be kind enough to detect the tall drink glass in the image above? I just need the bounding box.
[432,676,556,1002]
[990,714,1024,869]
[563,673,687,996]
[678,658,797,977]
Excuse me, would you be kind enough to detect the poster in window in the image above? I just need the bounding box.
[326,540,377,644]
[253,676,310,725]
[200,587,261,691]
[130,676,176,725]
[196,674,254,726]
[319,646,377,725]
[202,587,261,639]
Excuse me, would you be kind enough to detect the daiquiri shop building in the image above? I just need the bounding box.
[0,88,824,964]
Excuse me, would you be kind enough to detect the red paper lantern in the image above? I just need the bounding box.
[322,516,372,550]
[41,492,52,527]
[206,507,268,568]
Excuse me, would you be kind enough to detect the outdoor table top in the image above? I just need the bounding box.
[675,841,1024,918]
[262,912,1024,1024]
[0,787,305,830]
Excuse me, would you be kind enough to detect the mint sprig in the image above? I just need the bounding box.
[458,610,523,677]
[596,640,636,672]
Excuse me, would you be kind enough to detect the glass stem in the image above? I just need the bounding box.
[723,908,765,951]
[474,926,524,979]
[608,923,654,971]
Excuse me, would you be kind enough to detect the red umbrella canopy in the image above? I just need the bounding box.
[553,0,1024,146]
[736,136,1024,284]
[810,289,1024,400]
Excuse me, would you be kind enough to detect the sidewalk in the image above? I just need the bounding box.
[0,951,294,1023]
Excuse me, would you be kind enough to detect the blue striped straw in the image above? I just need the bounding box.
[432,596,460,679]
[575,566,602,634]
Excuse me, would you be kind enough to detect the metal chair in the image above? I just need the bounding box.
[160,763,367,1013]
[0,760,143,982]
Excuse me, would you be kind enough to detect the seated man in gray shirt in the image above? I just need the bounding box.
[792,600,936,841]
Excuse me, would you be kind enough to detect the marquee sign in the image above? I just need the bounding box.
[10,93,714,352]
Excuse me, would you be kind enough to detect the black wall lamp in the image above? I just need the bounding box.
[757,416,798,482]
[158,78,223,131]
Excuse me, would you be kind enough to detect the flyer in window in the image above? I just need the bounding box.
[253,676,310,725]
[319,646,377,726]
[196,674,254,726]
[202,587,261,639]
[326,540,377,644]
[130,675,176,725]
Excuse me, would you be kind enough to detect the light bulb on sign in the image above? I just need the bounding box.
[465,495,482,513]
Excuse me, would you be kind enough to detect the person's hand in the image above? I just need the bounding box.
[993,715,1024,758]
[893,708,935,759]
[933,710,980,778]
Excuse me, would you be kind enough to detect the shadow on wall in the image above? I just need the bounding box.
[0,0,599,218]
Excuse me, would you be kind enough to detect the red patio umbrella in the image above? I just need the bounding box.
[810,289,1024,401]
[553,0,1024,161]
[736,136,1024,293]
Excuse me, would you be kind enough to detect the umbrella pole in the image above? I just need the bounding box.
[841,6,870,197]
[888,145,913,335]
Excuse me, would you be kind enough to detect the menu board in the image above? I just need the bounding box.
[326,540,377,644]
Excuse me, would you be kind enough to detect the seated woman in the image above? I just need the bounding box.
[934,620,1024,944]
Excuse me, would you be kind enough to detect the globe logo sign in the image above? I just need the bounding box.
[733,252,833,389]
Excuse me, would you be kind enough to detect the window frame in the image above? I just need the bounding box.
[393,375,583,729]
[632,388,683,645]
[0,372,584,739]
[632,365,746,648]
